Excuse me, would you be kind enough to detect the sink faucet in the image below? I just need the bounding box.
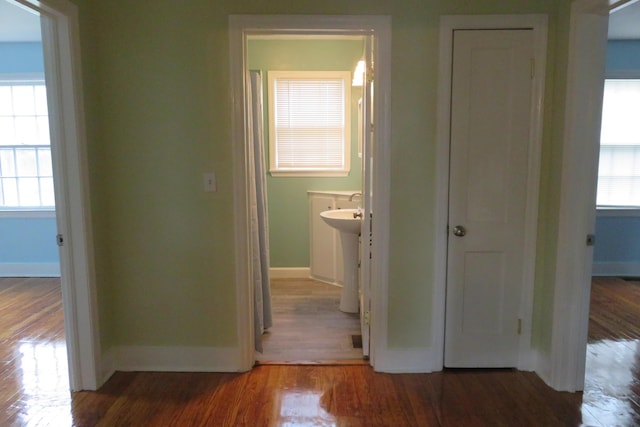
[349,192,362,202]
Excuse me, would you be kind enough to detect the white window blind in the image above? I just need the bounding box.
[268,71,350,176]
[597,79,640,207]
[0,80,55,208]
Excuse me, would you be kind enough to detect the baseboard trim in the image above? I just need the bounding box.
[270,267,310,279]
[100,346,117,388]
[592,262,640,277]
[0,262,60,277]
[532,348,552,387]
[373,347,441,373]
[115,346,245,372]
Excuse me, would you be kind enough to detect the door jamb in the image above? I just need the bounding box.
[229,15,392,371]
[435,14,548,371]
[546,0,609,392]
[10,0,101,390]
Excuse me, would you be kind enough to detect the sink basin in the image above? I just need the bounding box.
[320,209,362,235]
[320,208,362,313]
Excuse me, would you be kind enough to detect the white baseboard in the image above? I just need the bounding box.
[592,262,640,277]
[115,346,245,372]
[100,346,117,387]
[373,347,441,373]
[270,267,310,279]
[532,348,552,387]
[0,262,60,277]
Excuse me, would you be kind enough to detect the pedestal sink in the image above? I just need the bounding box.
[320,209,362,313]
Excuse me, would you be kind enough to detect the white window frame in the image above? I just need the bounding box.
[0,73,55,213]
[596,72,640,213]
[267,70,351,177]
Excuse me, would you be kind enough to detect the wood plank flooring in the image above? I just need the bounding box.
[0,276,639,426]
[257,278,364,362]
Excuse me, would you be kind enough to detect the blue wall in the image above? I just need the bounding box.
[0,42,59,277]
[592,40,640,277]
[0,42,44,74]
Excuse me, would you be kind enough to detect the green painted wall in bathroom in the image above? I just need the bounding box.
[71,0,574,363]
[248,39,364,268]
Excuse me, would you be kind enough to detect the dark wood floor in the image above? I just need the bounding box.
[1,276,639,426]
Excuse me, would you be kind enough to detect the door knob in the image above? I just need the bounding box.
[452,225,466,237]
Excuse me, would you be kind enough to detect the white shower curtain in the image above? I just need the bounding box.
[248,70,272,352]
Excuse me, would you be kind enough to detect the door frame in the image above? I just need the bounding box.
[545,0,609,392]
[10,0,101,390]
[229,15,392,371]
[434,14,548,371]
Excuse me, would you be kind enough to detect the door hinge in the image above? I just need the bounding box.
[366,65,374,83]
[364,310,371,325]
[56,234,64,247]
[586,234,596,246]
[530,58,535,79]
[517,318,522,335]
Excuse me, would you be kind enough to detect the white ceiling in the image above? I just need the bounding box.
[0,0,638,42]
[609,1,640,39]
[0,0,41,42]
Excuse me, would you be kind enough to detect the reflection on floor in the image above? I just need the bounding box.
[1,276,639,425]
[0,277,71,425]
[582,276,640,426]
[257,278,364,362]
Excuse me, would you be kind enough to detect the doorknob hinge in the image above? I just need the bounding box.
[364,310,371,325]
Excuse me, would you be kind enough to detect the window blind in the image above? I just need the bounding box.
[597,79,640,207]
[268,71,350,175]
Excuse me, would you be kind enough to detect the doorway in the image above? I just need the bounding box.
[245,36,366,361]
[435,15,548,370]
[3,0,100,391]
[229,15,392,371]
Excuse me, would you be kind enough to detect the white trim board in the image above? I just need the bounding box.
[114,346,244,372]
[0,263,60,277]
[592,262,640,277]
[434,14,548,373]
[270,267,310,279]
[548,0,609,392]
[229,15,393,373]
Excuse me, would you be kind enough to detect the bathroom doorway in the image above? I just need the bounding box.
[229,15,391,370]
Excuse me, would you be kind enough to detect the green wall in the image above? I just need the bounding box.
[248,39,364,268]
[72,0,572,358]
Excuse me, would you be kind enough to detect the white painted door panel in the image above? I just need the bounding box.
[445,29,534,367]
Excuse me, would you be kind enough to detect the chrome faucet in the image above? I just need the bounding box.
[349,192,362,202]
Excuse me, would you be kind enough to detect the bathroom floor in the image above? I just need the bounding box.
[256,278,365,362]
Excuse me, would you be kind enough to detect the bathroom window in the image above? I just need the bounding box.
[267,71,351,177]
[0,79,55,209]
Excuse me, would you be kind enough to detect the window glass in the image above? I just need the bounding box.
[0,80,54,209]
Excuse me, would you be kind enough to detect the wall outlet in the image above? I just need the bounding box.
[203,172,217,192]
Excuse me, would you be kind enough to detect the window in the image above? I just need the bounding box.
[268,71,351,176]
[597,79,640,208]
[0,79,54,209]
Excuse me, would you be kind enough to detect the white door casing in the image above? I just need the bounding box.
[435,15,547,371]
[359,35,374,358]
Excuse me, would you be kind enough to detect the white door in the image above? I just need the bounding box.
[444,29,534,367]
[360,35,374,358]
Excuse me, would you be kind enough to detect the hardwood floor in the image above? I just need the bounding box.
[1,276,639,426]
[257,278,364,362]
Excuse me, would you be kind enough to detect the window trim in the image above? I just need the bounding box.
[267,70,351,177]
[596,75,640,209]
[0,74,55,211]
